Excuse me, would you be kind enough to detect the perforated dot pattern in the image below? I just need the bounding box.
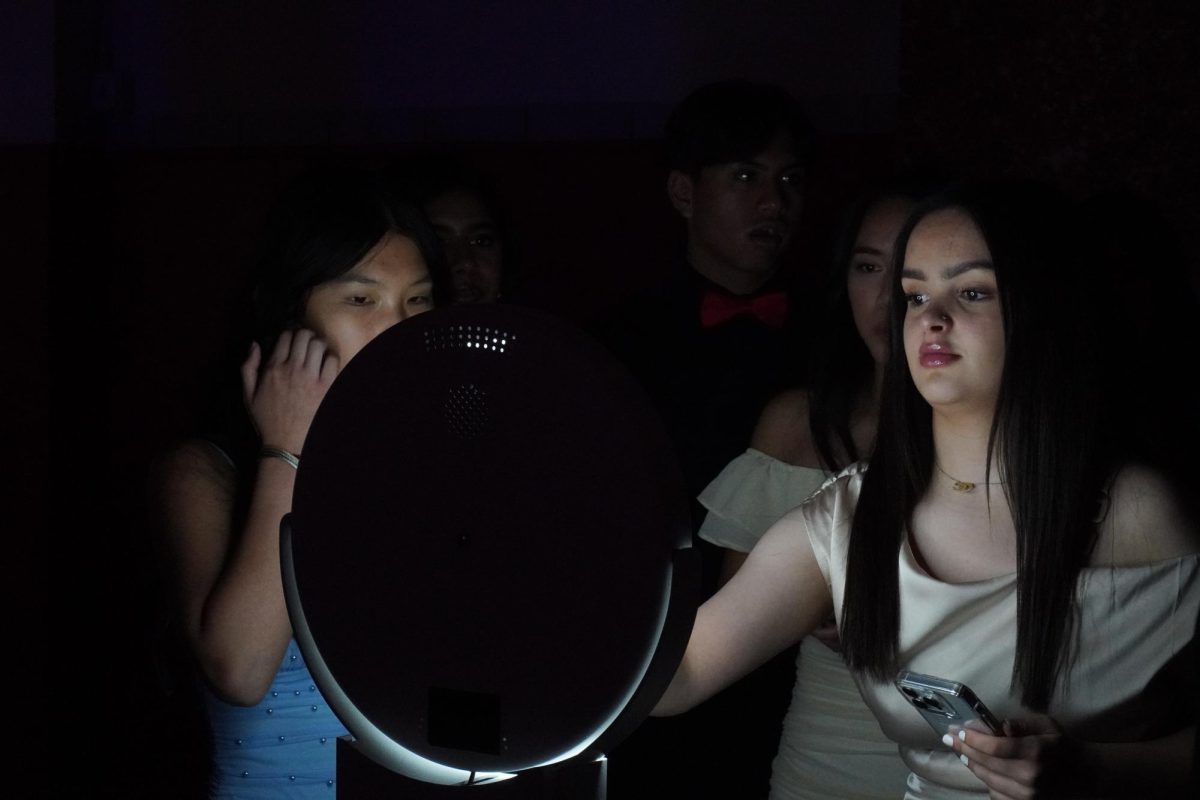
[424,324,516,353]
[445,383,490,439]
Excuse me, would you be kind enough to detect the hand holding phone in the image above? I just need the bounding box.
[894,670,1003,741]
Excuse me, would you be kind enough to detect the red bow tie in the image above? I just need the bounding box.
[699,288,789,329]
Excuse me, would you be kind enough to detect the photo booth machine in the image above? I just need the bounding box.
[281,304,699,798]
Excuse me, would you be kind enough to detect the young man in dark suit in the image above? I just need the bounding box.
[599,78,817,799]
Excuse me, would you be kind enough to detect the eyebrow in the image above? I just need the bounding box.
[330,274,433,287]
[331,274,381,286]
[433,221,498,234]
[853,245,885,256]
[735,158,802,171]
[901,259,994,280]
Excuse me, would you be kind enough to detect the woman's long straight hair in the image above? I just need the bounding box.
[838,180,1110,709]
[808,179,937,471]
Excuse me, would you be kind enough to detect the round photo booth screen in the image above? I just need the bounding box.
[282,303,696,785]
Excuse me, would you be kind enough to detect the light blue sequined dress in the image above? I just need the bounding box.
[204,639,349,798]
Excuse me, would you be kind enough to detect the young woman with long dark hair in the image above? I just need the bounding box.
[153,165,446,798]
[658,180,1199,798]
[697,182,935,799]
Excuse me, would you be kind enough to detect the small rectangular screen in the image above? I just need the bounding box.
[427,686,502,755]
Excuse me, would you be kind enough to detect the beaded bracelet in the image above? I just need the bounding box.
[259,446,301,470]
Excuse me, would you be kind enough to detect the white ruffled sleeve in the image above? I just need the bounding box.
[697,448,830,553]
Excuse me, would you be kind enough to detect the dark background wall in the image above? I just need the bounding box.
[11,1,1198,796]
[4,4,52,794]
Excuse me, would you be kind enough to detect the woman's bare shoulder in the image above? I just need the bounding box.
[153,438,237,499]
[750,389,821,467]
[1092,462,1200,566]
[152,439,243,570]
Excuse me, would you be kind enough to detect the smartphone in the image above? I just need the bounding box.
[894,670,1003,740]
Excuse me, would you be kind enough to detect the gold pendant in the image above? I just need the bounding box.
[951,479,975,492]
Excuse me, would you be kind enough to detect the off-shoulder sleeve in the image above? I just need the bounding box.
[697,448,829,553]
[794,463,867,598]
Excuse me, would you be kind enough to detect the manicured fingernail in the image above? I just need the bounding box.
[941,734,954,747]
[960,754,969,766]
[958,729,967,741]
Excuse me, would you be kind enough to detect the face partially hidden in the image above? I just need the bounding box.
[302,233,434,363]
[900,209,1005,415]
[847,196,915,364]
[669,130,804,293]
[424,189,504,304]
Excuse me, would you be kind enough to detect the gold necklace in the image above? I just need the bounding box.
[935,462,1004,493]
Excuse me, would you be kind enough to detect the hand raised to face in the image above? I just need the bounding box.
[241,329,341,455]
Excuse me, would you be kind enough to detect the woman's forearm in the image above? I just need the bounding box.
[651,518,832,718]
[193,457,299,704]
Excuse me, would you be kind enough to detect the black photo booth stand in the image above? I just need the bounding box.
[280,304,698,798]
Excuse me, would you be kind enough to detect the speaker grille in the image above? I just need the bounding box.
[444,383,490,439]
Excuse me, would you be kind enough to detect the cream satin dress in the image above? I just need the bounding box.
[792,463,1200,799]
